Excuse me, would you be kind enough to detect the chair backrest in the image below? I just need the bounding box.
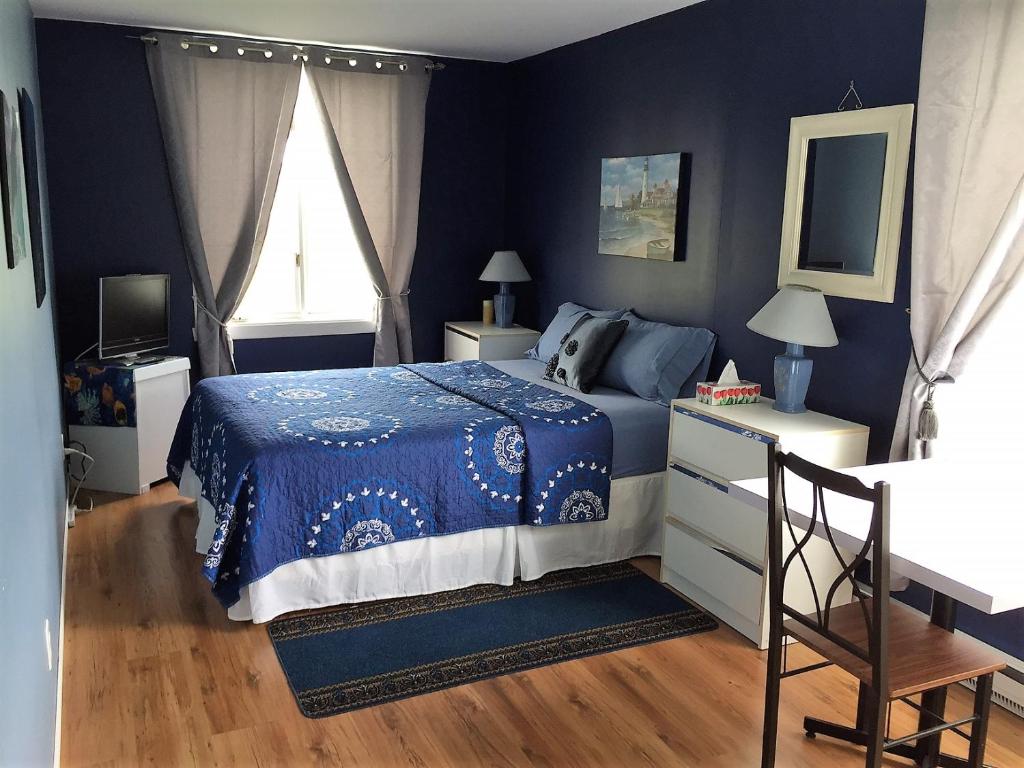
[767,445,890,691]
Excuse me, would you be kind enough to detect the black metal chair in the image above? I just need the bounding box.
[760,446,1005,768]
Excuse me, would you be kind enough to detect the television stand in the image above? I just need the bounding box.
[66,356,191,495]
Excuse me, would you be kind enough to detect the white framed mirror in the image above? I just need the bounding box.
[777,104,914,303]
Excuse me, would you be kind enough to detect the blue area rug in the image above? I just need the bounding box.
[268,561,718,717]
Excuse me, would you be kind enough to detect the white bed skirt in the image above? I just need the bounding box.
[180,463,664,623]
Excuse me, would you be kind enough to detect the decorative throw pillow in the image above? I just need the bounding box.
[526,302,630,361]
[543,314,628,393]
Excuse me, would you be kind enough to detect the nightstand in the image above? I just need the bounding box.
[443,321,541,362]
[662,397,869,649]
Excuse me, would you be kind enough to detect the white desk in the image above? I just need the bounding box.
[731,459,1024,617]
[730,458,1024,767]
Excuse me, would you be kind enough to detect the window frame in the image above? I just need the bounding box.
[228,317,376,340]
[229,67,378,340]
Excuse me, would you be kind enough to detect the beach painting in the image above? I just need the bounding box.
[598,152,687,261]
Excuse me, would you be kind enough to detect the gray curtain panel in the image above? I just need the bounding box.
[308,63,431,366]
[146,34,301,377]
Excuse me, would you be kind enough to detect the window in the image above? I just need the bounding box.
[231,67,377,339]
[929,283,1024,462]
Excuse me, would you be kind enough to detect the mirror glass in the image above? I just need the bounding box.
[797,132,887,276]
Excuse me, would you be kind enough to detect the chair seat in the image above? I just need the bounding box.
[784,599,1006,699]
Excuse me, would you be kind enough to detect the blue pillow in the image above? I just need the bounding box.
[598,311,717,405]
[526,302,630,362]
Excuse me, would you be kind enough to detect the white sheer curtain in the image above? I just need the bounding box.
[891,0,1024,460]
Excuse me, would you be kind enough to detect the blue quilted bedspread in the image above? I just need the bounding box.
[166,361,613,607]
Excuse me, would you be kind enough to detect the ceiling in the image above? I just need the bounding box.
[29,0,704,63]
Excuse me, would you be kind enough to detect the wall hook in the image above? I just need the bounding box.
[837,80,863,111]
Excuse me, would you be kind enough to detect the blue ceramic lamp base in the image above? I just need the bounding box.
[494,282,515,328]
[773,342,812,414]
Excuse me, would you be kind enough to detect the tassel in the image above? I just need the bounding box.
[918,386,938,442]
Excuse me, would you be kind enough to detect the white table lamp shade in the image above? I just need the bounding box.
[746,285,838,348]
[479,250,531,283]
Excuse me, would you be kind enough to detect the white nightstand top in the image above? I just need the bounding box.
[673,397,868,441]
[445,321,540,339]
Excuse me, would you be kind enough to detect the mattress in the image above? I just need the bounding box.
[491,358,669,479]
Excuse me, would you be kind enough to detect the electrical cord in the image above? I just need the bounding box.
[64,443,95,526]
[74,342,98,362]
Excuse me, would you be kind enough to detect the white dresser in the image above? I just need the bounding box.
[662,397,869,649]
[443,321,541,362]
[69,356,191,495]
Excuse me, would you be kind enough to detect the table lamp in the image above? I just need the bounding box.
[479,250,531,328]
[746,285,837,414]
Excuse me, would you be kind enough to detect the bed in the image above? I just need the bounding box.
[171,358,670,622]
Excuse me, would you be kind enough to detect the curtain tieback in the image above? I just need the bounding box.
[377,290,411,302]
[196,298,229,329]
[910,337,954,443]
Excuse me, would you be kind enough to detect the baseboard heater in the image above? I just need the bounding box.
[858,583,1024,719]
[963,646,1024,719]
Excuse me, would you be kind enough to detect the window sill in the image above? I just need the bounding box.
[228,319,376,340]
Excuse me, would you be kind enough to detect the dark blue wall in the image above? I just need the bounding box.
[35,20,194,363]
[35,19,507,372]
[505,0,924,464]
[505,0,1021,658]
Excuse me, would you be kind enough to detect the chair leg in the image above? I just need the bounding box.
[760,633,784,767]
[967,674,994,768]
[863,689,888,768]
[855,682,871,731]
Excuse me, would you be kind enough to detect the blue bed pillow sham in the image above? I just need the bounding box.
[598,311,717,405]
[526,302,630,362]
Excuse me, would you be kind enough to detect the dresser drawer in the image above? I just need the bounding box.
[444,326,480,361]
[663,518,763,624]
[667,463,767,565]
[670,406,771,480]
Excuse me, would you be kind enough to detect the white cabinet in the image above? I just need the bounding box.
[443,321,541,362]
[69,356,191,495]
[661,397,869,649]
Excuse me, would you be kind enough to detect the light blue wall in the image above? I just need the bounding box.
[0,0,66,765]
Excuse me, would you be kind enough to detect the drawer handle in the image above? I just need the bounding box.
[446,326,478,341]
[666,515,765,576]
[712,546,764,576]
[669,463,729,493]
[673,406,774,445]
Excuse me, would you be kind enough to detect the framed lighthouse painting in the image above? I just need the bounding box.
[597,152,690,261]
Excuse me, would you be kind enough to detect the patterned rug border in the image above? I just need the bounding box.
[268,561,640,641]
[274,604,716,718]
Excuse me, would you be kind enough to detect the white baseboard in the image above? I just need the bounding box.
[53,501,69,768]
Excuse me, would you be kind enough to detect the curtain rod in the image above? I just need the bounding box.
[129,34,446,71]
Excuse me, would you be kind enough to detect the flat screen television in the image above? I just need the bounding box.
[99,274,170,360]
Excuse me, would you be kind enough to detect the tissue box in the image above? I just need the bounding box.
[696,381,761,406]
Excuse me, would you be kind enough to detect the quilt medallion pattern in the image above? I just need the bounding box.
[166,361,613,607]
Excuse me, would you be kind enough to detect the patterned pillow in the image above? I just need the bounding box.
[543,314,628,393]
[526,302,630,361]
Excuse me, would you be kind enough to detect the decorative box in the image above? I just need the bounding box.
[696,381,761,406]
[63,360,138,427]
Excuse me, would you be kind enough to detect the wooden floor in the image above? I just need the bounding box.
[61,482,1024,768]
